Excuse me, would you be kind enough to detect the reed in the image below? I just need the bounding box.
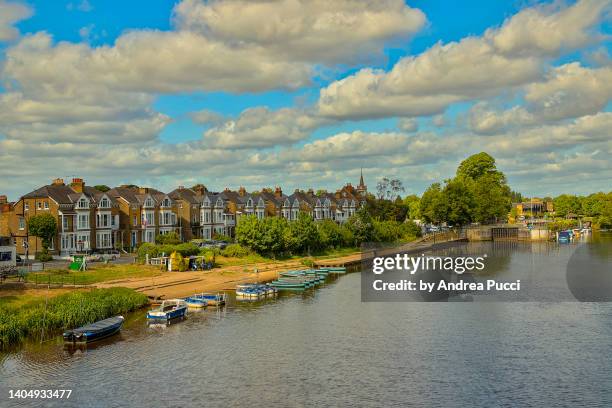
[0,288,149,349]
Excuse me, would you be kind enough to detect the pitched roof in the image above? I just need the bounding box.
[168,187,202,205]
[22,184,77,205]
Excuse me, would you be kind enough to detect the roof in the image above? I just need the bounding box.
[22,184,76,204]
[168,188,203,205]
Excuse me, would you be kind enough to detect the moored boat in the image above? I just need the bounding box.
[189,292,227,306]
[63,315,124,344]
[147,299,188,321]
[184,296,208,308]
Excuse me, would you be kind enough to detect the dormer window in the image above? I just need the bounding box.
[144,198,154,208]
[162,198,170,207]
[99,198,110,208]
[77,198,88,209]
[247,199,253,207]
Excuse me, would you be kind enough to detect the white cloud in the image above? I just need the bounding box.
[0,0,32,41]
[398,118,418,132]
[317,0,609,120]
[204,107,328,149]
[173,0,426,63]
[189,109,225,125]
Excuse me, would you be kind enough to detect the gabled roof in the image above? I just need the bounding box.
[169,187,202,205]
[22,184,76,204]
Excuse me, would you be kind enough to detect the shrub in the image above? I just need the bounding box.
[221,244,252,258]
[36,247,53,262]
[155,232,181,245]
[137,243,159,261]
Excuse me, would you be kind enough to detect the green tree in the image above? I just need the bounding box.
[553,194,582,217]
[403,194,421,220]
[93,185,111,192]
[419,183,444,224]
[236,215,267,254]
[28,213,57,250]
[316,219,343,249]
[287,213,319,254]
[346,207,374,246]
[440,178,475,226]
[469,173,512,223]
[456,152,502,181]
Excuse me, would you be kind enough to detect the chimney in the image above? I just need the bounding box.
[238,186,246,197]
[52,178,64,186]
[193,185,207,196]
[224,187,230,192]
[0,195,7,204]
[274,186,283,198]
[139,187,149,194]
[178,185,184,191]
[70,178,84,193]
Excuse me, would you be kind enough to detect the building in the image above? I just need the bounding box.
[169,186,205,241]
[108,186,178,250]
[9,178,121,257]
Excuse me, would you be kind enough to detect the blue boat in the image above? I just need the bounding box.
[63,315,124,343]
[558,230,572,243]
[184,296,208,308]
[189,293,227,306]
[147,299,188,321]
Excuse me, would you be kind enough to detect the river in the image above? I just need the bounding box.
[1,233,611,407]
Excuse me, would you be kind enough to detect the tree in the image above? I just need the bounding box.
[376,177,405,201]
[553,194,582,217]
[419,183,444,224]
[28,213,57,250]
[346,207,374,246]
[316,219,343,249]
[94,185,111,192]
[235,215,267,254]
[287,213,319,254]
[469,173,512,223]
[365,195,407,222]
[403,194,421,220]
[456,152,502,181]
[440,178,475,226]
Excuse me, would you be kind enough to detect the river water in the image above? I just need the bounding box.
[1,233,611,407]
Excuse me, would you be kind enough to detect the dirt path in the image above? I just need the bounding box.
[95,259,310,299]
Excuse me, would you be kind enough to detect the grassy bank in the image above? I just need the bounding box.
[0,287,149,349]
[24,264,163,286]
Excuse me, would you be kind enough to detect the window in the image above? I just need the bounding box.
[61,234,75,250]
[77,214,89,230]
[37,202,42,210]
[62,216,69,231]
[99,198,110,208]
[44,201,49,209]
[96,232,112,248]
[0,251,12,262]
[77,198,88,209]
[19,217,25,230]
[144,198,154,208]
[162,198,170,207]
[24,203,29,211]
[133,215,138,226]
[97,213,111,228]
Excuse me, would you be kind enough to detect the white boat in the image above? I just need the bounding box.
[147,299,188,321]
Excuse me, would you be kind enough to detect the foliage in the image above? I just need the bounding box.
[440,178,475,226]
[553,194,583,217]
[345,207,374,246]
[155,232,181,245]
[28,213,57,249]
[36,247,53,262]
[456,152,501,181]
[419,183,445,224]
[212,233,233,243]
[365,196,408,222]
[137,242,199,261]
[376,177,405,201]
[403,194,421,220]
[93,185,111,192]
[316,219,344,249]
[0,288,148,349]
[547,219,579,232]
[286,213,319,254]
[236,215,290,256]
[221,244,252,258]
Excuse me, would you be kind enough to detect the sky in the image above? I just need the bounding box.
[0,0,610,200]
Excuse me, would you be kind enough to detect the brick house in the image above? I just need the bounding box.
[168,186,204,241]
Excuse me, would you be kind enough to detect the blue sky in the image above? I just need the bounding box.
[0,0,610,199]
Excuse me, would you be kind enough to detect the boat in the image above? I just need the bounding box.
[236,284,276,298]
[189,292,227,306]
[324,266,347,273]
[557,230,572,244]
[147,299,188,321]
[269,280,310,290]
[184,296,208,308]
[63,315,124,344]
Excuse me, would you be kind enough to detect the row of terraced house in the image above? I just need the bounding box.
[0,175,367,257]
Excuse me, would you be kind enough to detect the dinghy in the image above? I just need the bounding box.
[63,315,124,344]
[147,299,187,321]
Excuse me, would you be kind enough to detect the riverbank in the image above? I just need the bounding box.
[0,287,149,349]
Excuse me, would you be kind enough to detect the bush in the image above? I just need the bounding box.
[137,242,199,262]
[155,232,181,245]
[137,243,159,261]
[212,233,233,243]
[36,247,53,262]
[221,244,252,258]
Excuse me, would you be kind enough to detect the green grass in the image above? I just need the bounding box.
[0,287,149,349]
[23,264,163,285]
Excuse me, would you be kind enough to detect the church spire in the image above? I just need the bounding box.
[359,168,364,187]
